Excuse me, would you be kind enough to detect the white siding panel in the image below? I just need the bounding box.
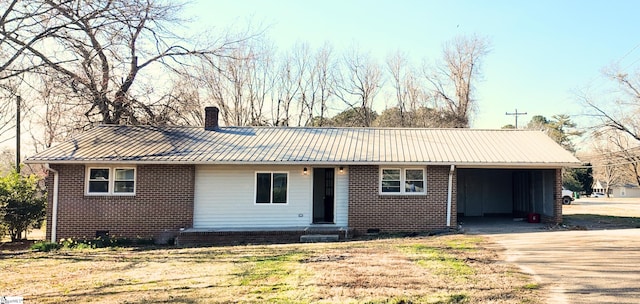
[335,167,349,226]
[194,165,314,229]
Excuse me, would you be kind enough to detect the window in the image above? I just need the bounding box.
[86,167,136,195]
[88,168,110,193]
[381,169,401,193]
[380,168,426,194]
[256,172,288,204]
[114,168,135,193]
[405,169,424,193]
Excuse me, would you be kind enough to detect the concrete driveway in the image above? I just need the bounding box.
[463,198,640,304]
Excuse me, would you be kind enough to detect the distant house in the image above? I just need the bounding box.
[593,180,640,198]
[592,180,614,196]
[613,184,640,198]
[25,107,580,245]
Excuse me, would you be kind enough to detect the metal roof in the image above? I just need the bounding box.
[24,125,581,167]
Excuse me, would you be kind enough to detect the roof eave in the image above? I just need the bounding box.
[25,159,581,168]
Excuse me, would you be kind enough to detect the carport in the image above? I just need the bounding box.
[457,168,557,220]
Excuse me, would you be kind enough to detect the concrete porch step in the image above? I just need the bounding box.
[299,234,340,243]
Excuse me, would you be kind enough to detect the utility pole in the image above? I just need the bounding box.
[505,109,527,128]
[16,95,20,173]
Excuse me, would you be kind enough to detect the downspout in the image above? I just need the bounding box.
[44,164,59,243]
[446,165,455,227]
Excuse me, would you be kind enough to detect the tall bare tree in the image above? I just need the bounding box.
[269,44,308,126]
[245,40,275,126]
[28,79,81,152]
[291,43,313,127]
[385,50,432,127]
[609,133,640,186]
[194,37,274,127]
[0,82,20,144]
[311,43,336,126]
[587,129,640,187]
[586,131,632,197]
[582,70,640,142]
[0,0,252,127]
[424,34,490,127]
[335,47,382,127]
[387,51,409,126]
[580,66,640,187]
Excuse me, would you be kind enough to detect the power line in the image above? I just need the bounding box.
[614,41,640,65]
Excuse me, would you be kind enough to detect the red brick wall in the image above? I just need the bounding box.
[552,168,563,223]
[348,165,456,235]
[45,164,194,241]
[541,168,563,224]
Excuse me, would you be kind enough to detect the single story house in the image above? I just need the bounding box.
[612,184,640,198]
[25,107,580,245]
[593,180,640,198]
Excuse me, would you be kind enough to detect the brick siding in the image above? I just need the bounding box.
[348,165,456,235]
[45,164,194,241]
[176,229,353,246]
[542,168,563,224]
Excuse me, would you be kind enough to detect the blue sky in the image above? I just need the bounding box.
[186,0,640,129]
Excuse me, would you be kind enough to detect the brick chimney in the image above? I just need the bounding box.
[204,106,219,130]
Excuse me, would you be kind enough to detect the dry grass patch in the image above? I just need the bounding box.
[563,214,640,229]
[0,234,541,303]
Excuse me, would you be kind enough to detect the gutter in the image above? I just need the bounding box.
[44,164,59,243]
[24,160,581,168]
[446,165,455,227]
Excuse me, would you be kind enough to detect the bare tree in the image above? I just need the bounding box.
[587,132,630,197]
[0,0,253,127]
[0,82,20,143]
[335,47,382,127]
[272,44,309,126]
[387,51,409,126]
[28,79,81,152]
[589,130,640,187]
[194,38,274,127]
[312,43,336,126]
[610,133,640,186]
[292,43,313,127]
[245,40,275,126]
[0,0,71,80]
[154,76,206,127]
[582,70,640,142]
[600,161,620,198]
[295,42,338,127]
[580,66,640,187]
[423,34,490,127]
[385,50,431,127]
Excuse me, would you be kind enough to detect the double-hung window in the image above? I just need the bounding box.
[86,167,136,195]
[380,168,426,194]
[255,172,288,204]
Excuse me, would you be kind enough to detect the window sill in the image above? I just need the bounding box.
[378,192,427,196]
[85,193,136,197]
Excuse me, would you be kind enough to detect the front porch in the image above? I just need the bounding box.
[175,226,353,246]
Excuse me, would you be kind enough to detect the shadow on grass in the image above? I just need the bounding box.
[563,214,640,230]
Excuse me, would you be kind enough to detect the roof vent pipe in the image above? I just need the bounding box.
[204,107,219,130]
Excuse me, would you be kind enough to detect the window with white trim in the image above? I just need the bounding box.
[255,172,288,204]
[380,168,426,194]
[86,167,136,195]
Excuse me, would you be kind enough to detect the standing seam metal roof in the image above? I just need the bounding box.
[24,125,582,166]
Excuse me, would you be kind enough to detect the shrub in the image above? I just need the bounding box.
[58,236,155,250]
[31,241,61,252]
[0,170,46,241]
